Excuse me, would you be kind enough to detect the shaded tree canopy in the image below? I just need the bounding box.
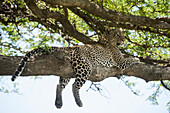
[0,0,169,108]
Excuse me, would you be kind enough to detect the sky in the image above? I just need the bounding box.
[0,76,169,113]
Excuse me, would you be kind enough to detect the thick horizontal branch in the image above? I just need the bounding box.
[42,0,170,30]
[0,53,169,82]
[120,49,169,65]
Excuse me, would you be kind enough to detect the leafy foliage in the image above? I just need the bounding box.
[147,83,162,105]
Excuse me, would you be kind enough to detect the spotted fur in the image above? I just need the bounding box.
[11,28,139,108]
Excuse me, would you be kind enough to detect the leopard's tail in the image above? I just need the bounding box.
[11,47,55,81]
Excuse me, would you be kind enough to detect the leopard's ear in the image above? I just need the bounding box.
[115,27,123,31]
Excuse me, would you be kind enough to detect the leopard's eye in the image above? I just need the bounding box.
[116,43,120,46]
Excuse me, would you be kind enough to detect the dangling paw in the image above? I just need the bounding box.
[55,97,63,109]
[75,99,83,107]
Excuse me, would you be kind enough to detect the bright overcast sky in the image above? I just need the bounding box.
[0,76,169,113]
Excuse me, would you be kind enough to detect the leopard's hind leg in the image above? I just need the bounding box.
[55,77,70,108]
[71,56,91,107]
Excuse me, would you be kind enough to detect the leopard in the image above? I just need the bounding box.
[11,28,139,108]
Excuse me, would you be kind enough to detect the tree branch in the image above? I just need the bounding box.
[69,7,105,34]
[0,53,169,82]
[1,0,169,37]
[102,21,170,37]
[42,0,170,30]
[24,0,95,44]
[69,7,169,37]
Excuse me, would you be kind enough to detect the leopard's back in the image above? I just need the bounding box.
[77,44,118,67]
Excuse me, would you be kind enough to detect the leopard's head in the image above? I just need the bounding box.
[100,27,125,46]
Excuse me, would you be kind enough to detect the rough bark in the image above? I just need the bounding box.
[0,52,169,82]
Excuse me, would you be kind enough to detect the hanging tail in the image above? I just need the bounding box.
[11,47,54,81]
